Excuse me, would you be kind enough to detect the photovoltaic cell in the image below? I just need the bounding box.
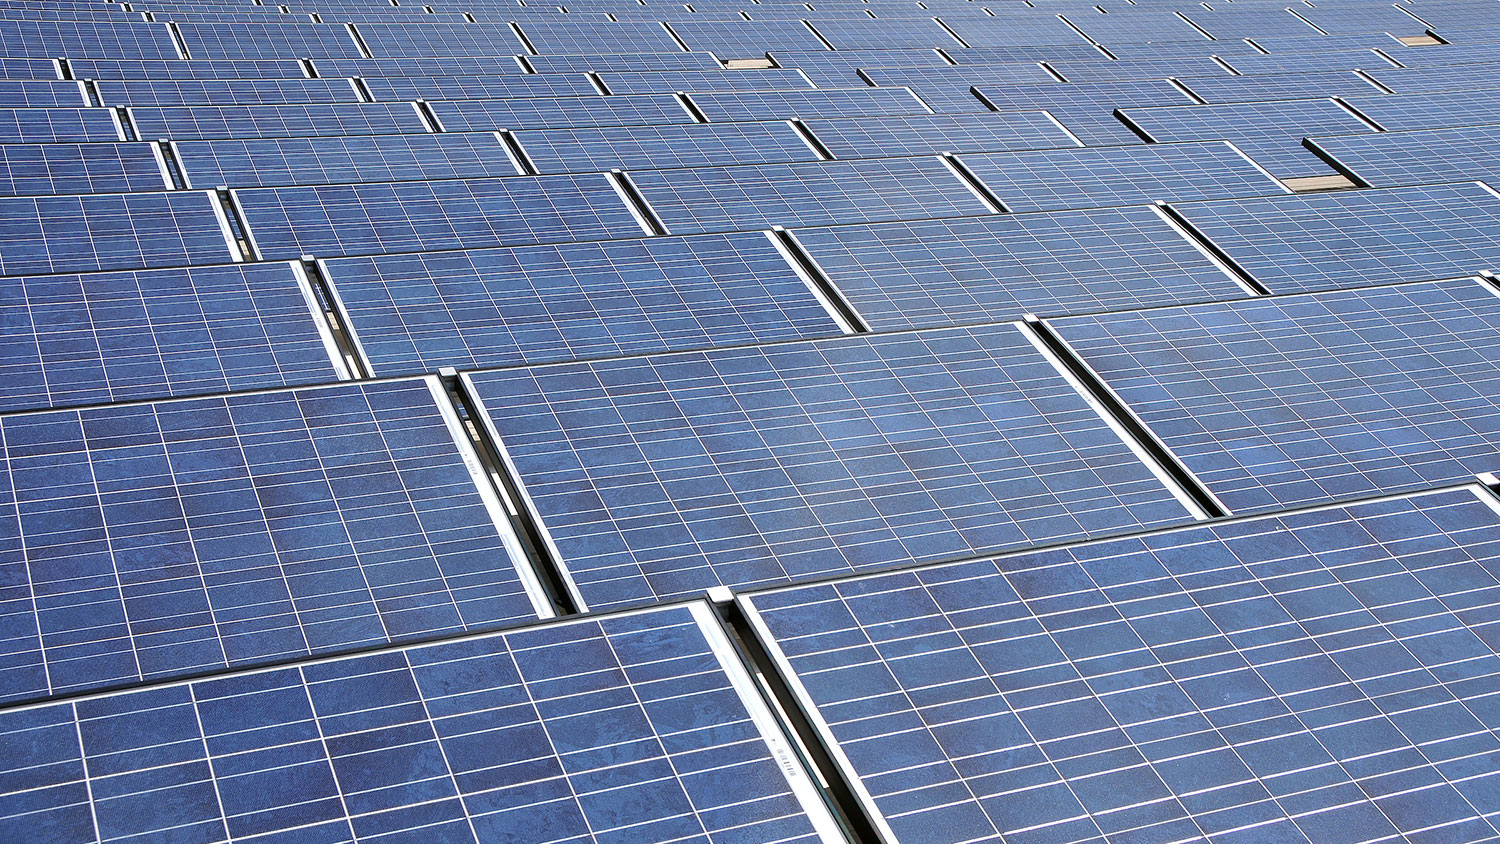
[172,132,523,189]
[362,73,601,102]
[511,121,820,174]
[127,102,429,140]
[0,80,85,108]
[957,142,1289,214]
[1306,127,1500,188]
[1051,278,1500,511]
[0,262,340,412]
[973,79,1198,145]
[1343,89,1500,131]
[91,78,362,107]
[467,323,1196,610]
[427,93,695,132]
[688,87,934,122]
[0,107,121,143]
[0,603,840,843]
[800,112,1079,159]
[596,68,814,94]
[0,190,236,277]
[0,142,166,196]
[789,206,1248,329]
[744,484,1500,844]
[0,377,546,702]
[1173,71,1384,104]
[624,157,993,234]
[1170,183,1500,292]
[320,232,841,375]
[232,174,644,260]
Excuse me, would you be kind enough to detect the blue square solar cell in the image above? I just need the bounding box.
[0,262,340,411]
[789,206,1249,329]
[687,87,934,121]
[1344,89,1500,131]
[0,190,235,277]
[799,112,1079,158]
[1050,278,1500,512]
[511,121,820,174]
[956,142,1289,213]
[354,22,527,57]
[172,22,364,60]
[1306,127,1500,188]
[92,78,362,107]
[428,93,696,131]
[624,157,993,234]
[173,133,523,189]
[1173,71,1385,104]
[0,80,85,107]
[0,604,842,843]
[972,79,1198,145]
[232,174,644,260]
[1170,183,1500,292]
[0,107,121,143]
[362,73,601,102]
[128,102,430,140]
[1116,99,1377,179]
[0,378,546,703]
[465,323,1195,611]
[0,20,181,59]
[0,142,166,195]
[744,485,1500,844]
[320,232,842,375]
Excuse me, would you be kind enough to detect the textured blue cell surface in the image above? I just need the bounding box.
[0,142,166,196]
[173,132,522,188]
[747,485,1500,844]
[0,190,234,276]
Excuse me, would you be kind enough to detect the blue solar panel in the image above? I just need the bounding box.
[1052,277,1500,511]
[804,18,964,50]
[511,121,820,174]
[767,48,952,87]
[65,57,307,79]
[0,57,62,80]
[173,22,364,60]
[1300,3,1428,35]
[1218,48,1396,74]
[524,52,724,73]
[0,106,122,143]
[1117,99,1377,179]
[744,483,1500,844]
[1307,126,1500,188]
[0,80,85,108]
[1173,71,1384,104]
[465,323,1197,610]
[957,142,1289,213]
[339,22,525,58]
[861,64,1057,113]
[1181,8,1323,39]
[172,132,523,189]
[800,112,1079,158]
[948,44,1114,64]
[320,232,842,375]
[1343,89,1500,131]
[789,206,1250,329]
[517,20,685,54]
[362,73,601,102]
[597,68,814,95]
[128,102,429,140]
[1363,61,1500,94]
[0,377,550,702]
[0,20,180,60]
[0,262,341,411]
[1063,11,1205,44]
[0,603,841,842]
[666,19,829,55]
[624,157,993,234]
[0,142,166,196]
[1170,183,1500,292]
[973,79,1197,145]
[688,87,934,121]
[427,93,695,132]
[0,190,237,276]
[309,55,527,78]
[939,16,1091,48]
[1047,55,1227,82]
[1376,43,1500,67]
[1249,32,1404,53]
[92,77,361,107]
[232,174,645,260]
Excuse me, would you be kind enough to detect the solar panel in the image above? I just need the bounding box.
[1249,32,1404,53]
[427,93,696,132]
[743,483,1500,844]
[687,87,933,122]
[767,48,951,87]
[956,142,1289,214]
[0,141,167,196]
[523,51,724,73]
[128,102,429,140]
[0,106,122,143]
[1363,61,1500,94]
[1100,39,1263,60]
[803,18,963,50]
[172,22,365,60]
[0,190,237,277]
[596,68,814,94]
[0,603,842,842]
[624,157,993,234]
[0,20,180,60]
[1052,277,1500,511]
[1170,183,1500,292]
[1306,126,1500,188]
[788,205,1250,329]
[799,112,1080,158]
[1299,3,1428,35]
[0,80,85,108]
[319,232,843,375]
[1063,11,1205,44]
[860,60,1061,91]
[0,377,552,702]
[1046,55,1227,82]
[510,121,820,174]
[0,57,62,80]
[309,55,527,78]
[362,73,602,102]
[65,57,307,79]
[973,79,1197,145]
[0,262,342,411]
[1173,71,1384,104]
[1375,43,1500,68]
[1181,8,1322,39]
[1218,48,1396,74]
[92,78,362,107]
[465,323,1198,611]
[1116,99,1377,179]
[517,20,685,54]
[232,174,645,260]
[666,19,829,55]
[172,132,524,189]
[938,16,1092,48]
[343,22,526,58]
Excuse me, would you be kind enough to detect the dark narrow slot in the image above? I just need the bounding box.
[1168,77,1208,104]
[441,374,581,617]
[498,129,539,175]
[114,107,138,140]
[933,16,970,47]
[1025,317,1230,519]
[1093,43,1118,59]
[300,58,318,78]
[1287,8,1329,35]
[509,22,540,55]
[56,58,73,80]
[81,79,103,108]
[854,67,877,87]
[1175,10,1216,39]
[1154,201,1271,294]
[771,228,870,333]
[1039,60,1068,82]
[609,170,670,236]
[309,12,322,22]
[660,21,693,52]
[1210,55,1242,76]
[934,47,958,65]
[345,23,374,58]
[1371,48,1403,68]
[941,152,1010,212]
[515,54,537,73]
[675,91,710,123]
[1481,271,1500,298]
[142,12,155,22]
[156,140,187,189]
[969,84,998,111]
[414,99,444,131]
[215,188,257,260]
[1057,14,1098,44]
[1481,474,1500,501]
[789,118,835,160]
[299,259,371,379]
[1352,68,1395,93]
[706,596,887,844]
[1244,37,1271,54]
[586,71,612,95]
[350,76,375,102]
[1112,108,1159,142]
[1331,96,1387,132]
[1299,138,1373,188]
[165,21,191,58]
